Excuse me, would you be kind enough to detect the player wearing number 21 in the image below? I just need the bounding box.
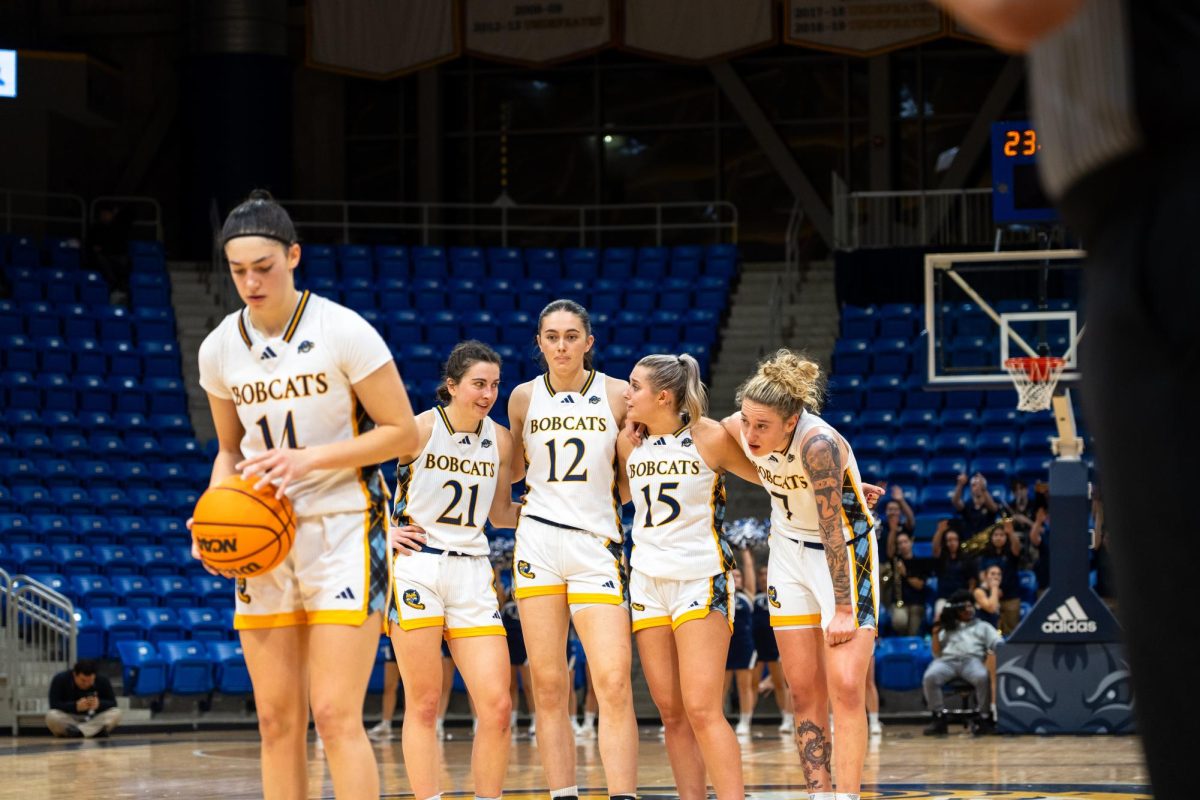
[616,353,764,800]
[387,340,522,800]
[506,299,638,800]
[197,190,418,800]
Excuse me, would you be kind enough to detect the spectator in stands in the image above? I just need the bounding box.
[1028,507,1051,598]
[1091,489,1117,609]
[882,484,915,539]
[87,203,132,303]
[973,564,1003,630]
[931,520,975,618]
[886,531,931,636]
[1003,478,1035,536]
[974,520,1022,634]
[951,472,999,537]
[922,589,1001,736]
[45,660,122,739]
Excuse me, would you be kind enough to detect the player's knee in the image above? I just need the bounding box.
[529,673,568,710]
[404,689,443,726]
[828,669,866,707]
[655,697,688,729]
[590,666,632,705]
[256,703,304,742]
[681,695,724,730]
[476,690,513,731]
[310,698,361,741]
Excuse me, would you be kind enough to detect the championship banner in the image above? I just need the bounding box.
[783,0,945,57]
[307,0,460,79]
[622,0,775,64]
[465,0,613,66]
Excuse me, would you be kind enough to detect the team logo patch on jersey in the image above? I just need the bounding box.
[768,585,780,608]
[787,454,795,462]
[236,578,251,605]
[631,601,645,611]
[681,437,693,447]
[481,439,492,448]
[517,560,536,579]
[402,589,425,610]
[297,340,314,353]
[588,395,600,404]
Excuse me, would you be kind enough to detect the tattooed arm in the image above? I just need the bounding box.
[800,429,856,646]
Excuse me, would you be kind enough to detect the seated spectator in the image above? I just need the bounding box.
[973,564,1003,629]
[922,589,1002,736]
[886,531,931,636]
[882,484,915,539]
[931,520,976,617]
[46,660,122,739]
[952,472,999,537]
[974,519,1022,634]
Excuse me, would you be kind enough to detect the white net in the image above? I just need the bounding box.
[1004,357,1067,412]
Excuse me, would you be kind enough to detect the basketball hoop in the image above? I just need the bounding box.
[1004,356,1067,412]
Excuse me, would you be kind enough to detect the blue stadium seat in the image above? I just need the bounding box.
[912,512,947,539]
[74,609,105,660]
[13,543,56,573]
[0,512,32,537]
[386,308,421,343]
[525,248,561,281]
[51,544,93,575]
[855,434,891,460]
[939,408,979,432]
[179,607,227,641]
[682,309,719,344]
[979,408,1021,428]
[658,278,693,313]
[112,574,159,608]
[129,545,174,576]
[864,374,905,410]
[90,486,133,514]
[885,457,926,487]
[72,376,112,413]
[15,430,55,457]
[97,307,134,342]
[115,640,169,697]
[563,248,599,281]
[925,456,969,483]
[480,278,517,313]
[189,573,234,609]
[136,607,184,644]
[970,456,1012,485]
[32,513,74,544]
[1013,455,1051,481]
[12,484,54,513]
[944,389,985,410]
[2,370,39,407]
[891,432,933,456]
[976,430,1017,457]
[693,276,729,311]
[612,310,646,346]
[94,544,139,574]
[840,306,877,340]
[24,572,70,597]
[486,247,523,280]
[874,636,933,691]
[1018,429,1053,452]
[208,641,253,694]
[0,456,38,484]
[158,641,216,695]
[858,410,898,436]
[154,576,199,609]
[460,310,497,343]
[150,516,191,544]
[92,606,140,657]
[374,245,409,278]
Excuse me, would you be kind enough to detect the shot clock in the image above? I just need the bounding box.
[991,120,1057,224]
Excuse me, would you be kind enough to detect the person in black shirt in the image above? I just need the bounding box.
[886,531,931,636]
[46,660,121,738]
[973,521,1022,635]
[951,473,998,537]
[927,3,1198,796]
[931,521,976,618]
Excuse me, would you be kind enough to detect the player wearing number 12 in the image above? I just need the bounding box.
[388,340,521,800]
[507,299,638,800]
[196,191,418,800]
[617,354,762,800]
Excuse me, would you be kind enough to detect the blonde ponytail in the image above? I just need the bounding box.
[636,353,708,425]
[734,348,825,418]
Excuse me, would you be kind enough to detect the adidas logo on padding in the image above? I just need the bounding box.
[1041,595,1097,634]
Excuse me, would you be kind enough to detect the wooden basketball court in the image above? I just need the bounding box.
[0,724,1149,799]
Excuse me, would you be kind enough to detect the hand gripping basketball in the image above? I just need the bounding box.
[191,474,296,578]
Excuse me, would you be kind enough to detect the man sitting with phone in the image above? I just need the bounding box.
[46,660,122,738]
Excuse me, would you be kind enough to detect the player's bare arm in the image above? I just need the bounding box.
[488,425,523,529]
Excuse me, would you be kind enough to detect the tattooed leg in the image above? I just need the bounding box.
[794,718,833,793]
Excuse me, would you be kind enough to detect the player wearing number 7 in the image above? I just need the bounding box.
[196,191,419,800]
[616,354,763,800]
[722,349,880,800]
[388,340,522,800]
[506,299,638,800]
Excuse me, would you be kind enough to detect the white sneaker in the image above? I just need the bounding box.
[367,721,393,741]
[435,719,445,740]
[778,714,794,734]
[869,719,883,736]
[314,733,324,750]
[735,720,751,736]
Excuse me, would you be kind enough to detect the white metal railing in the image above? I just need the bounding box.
[0,188,87,239]
[91,195,164,242]
[833,186,994,250]
[3,576,76,734]
[273,199,739,248]
[0,567,12,733]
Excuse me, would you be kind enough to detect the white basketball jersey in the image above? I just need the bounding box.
[198,291,394,518]
[393,407,499,556]
[521,370,621,541]
[741,412,875,543]
[627,424,732,580]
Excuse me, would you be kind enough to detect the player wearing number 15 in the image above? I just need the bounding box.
[507,299,638,800]
[388,340,521,800]
[196,191,418,800]
[617,354,762,800]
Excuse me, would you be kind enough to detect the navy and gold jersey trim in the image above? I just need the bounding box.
[673,421,689,437]
[543,369,596,397]
[282,290,311,343]
[436,404,483,436]
[236,289,311,349]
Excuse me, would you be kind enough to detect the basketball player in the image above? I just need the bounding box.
[617,353,762,800]
[507,299,637,800]
[753,562,794,734]
[386,340,518,800]
[721,349,879,800]
[196,191,418,800]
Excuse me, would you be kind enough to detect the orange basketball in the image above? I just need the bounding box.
[191,474,295,577]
